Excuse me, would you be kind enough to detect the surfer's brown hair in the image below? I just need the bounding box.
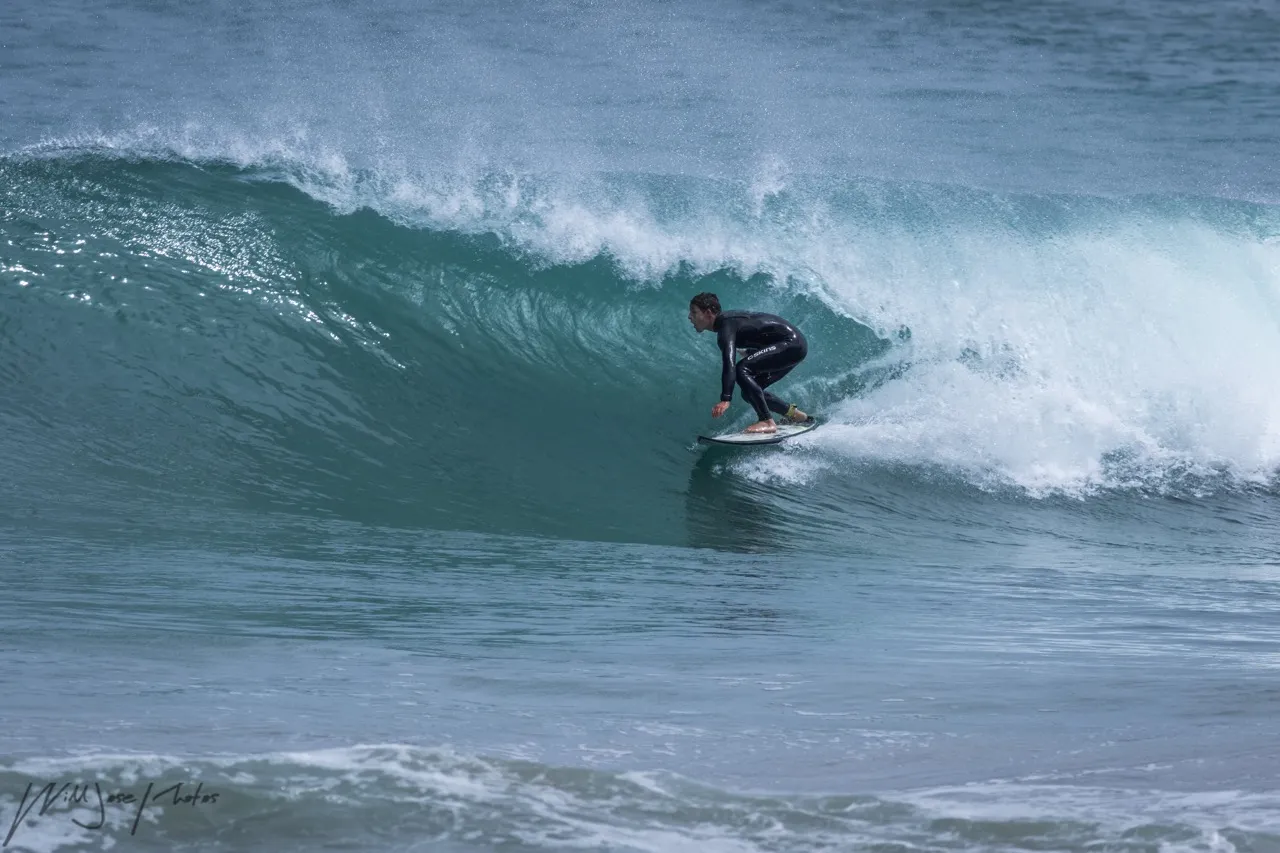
[689,292,721,314]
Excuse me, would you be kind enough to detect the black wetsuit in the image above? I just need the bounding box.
[714,311,808,421]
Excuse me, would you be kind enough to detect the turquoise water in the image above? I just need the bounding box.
[3,1,1280,851]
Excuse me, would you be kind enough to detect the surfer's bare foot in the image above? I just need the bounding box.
[785,408,809,423]
[745,419,777,434]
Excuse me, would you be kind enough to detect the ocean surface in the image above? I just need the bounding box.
[3,0,1280,850]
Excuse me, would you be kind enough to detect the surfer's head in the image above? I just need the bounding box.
[688,292,720,332]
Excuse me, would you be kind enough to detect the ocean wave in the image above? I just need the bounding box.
[2,746,1276,853]
[2,146,1278,544]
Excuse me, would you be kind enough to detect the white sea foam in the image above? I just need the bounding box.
[4,746,1278,853]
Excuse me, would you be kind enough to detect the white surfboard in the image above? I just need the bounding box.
[697,418,818,446]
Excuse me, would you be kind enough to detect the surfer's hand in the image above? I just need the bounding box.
[712,401,730,418]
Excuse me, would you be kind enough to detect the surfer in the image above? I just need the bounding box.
[688,292,810,434]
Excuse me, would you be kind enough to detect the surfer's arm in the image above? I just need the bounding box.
[717,324,737,401]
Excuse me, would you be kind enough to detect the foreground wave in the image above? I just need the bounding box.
[2,746,1276,853]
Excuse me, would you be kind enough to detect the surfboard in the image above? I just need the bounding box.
[697,418,818,446]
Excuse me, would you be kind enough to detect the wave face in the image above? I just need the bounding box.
[2,148,1279,545]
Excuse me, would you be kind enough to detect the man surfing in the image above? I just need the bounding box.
[688,292,811,434]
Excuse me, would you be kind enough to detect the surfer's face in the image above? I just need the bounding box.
[688,306,716,332]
